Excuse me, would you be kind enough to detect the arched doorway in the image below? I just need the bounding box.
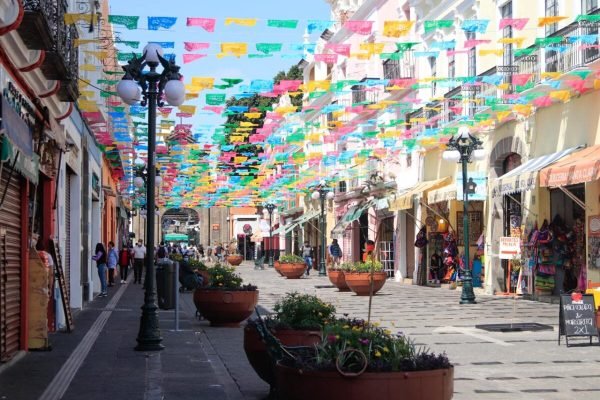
[161,208,200,246]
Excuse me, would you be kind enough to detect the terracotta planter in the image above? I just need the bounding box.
[244,325,321,385]
[327,270,350,291]
[227,255,243,266]
[276,363,454,400]
[344,272,387,296]
[279,262,306,279]
[193,289,258,327]
[274,261,284,276]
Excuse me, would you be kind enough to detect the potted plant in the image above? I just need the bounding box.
[276,318,453,400]
[226,238,244,266]
[327,262,352,291]
[244,292,336,387]
[344,260,388,296]
[278,254,307,279]
[193,264,258,327]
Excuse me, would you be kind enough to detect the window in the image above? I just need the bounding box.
[583,0,598,13]
[466,31,477,77]
[448,52,455,79]
[338,181,347,193]
[428,56,437,96]
[545,0,558,35]
[501,1,513,93]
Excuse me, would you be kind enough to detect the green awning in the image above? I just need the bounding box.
[164,233,188,241]
[1,137,39,185]
[331,200,374,236]
[272,210,319,235]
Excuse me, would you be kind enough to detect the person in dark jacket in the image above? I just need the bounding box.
[329,239,342,267]
[91,243,108,297]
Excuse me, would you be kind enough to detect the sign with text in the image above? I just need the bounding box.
[558,293,599,347]
[499,236,521,260]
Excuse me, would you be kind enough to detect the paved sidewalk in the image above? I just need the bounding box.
[0,275,255,400]
[2,261,600,400]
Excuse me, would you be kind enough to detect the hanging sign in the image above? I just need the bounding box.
[456,171,487,201]
[558,293,599,347]
[499,236,521,260]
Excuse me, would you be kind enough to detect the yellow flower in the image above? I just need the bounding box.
[384,329,391,335]
[373,322,380,327]
[375,350,382,357]
[383,347,389,353]
[335,335,340,339]
[343,325,350,329]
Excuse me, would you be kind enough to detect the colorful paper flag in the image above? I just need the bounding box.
[187,17,216,32]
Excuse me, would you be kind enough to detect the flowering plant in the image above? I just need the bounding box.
[271,292,336,330]
[207,264,256,291]
[288,318,451,373]
[348,260,383,273]
[279,254,305,264]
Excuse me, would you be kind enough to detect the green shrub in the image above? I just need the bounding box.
[272,292,336,330]
[349,260,383,273]
[279,254,305,264]
[207,264,256,290]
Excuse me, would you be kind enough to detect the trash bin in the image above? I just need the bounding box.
[156,260,175,310]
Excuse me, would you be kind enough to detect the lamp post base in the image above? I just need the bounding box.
[459,271,477,305]
[318,262,326,276]
[268,255,274,268]
[135,303,164,351]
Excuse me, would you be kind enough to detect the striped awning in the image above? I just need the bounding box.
[331,200,374,235]
[427,184,457,204]
[491,146,581,197]
[540,145,600,187]
[389,177,450,211]
[272,210,319,235]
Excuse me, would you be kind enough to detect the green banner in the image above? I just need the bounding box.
[267,19,298,29]
[108,15,140,30]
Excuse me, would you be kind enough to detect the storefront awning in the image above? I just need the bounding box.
[539,145,600,187]
[491,146,581,197]
[272,210,319,235]
[331,200,374,235]
[427,184,457,204]
[165,233,188,241]
[389,177,450,211]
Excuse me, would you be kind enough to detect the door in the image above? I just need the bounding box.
[0,169,22,362]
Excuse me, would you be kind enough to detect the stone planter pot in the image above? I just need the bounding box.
[279,262,306,279]
[344,272,387,296]
[227,255,243,266]
[193,289,258,327]
[327,270,350,291]
[276,363,454,400]
[244,325,321,386]
[274,261,284,276]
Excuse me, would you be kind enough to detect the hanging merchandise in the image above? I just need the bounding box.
[414,226,428,248]
[534,220,555,296]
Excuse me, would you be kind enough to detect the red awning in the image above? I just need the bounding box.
[540,145,600,187]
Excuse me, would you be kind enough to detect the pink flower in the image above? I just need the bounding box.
[327,334,337,344]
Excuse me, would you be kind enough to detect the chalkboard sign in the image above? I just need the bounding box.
[558,294,599,347]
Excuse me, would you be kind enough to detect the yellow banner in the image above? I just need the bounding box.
[224,18,257,27]
[383,20,414,38]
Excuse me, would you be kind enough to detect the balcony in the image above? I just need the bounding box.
[18,0,79,100]
[382,51,415,81]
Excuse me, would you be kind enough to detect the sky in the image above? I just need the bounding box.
[108,0,331,132]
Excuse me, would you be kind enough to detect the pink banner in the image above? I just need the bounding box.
[186,17,216,32]
[533,96,552,107]
[512,74,532,86]
[277,80,302,91]
[566,79,587,93]
[184,42,210,51]
[464,39,491,49]
[183,54,207,64]
[203,106,224,114]
[324,43,351,56]
[446,50,469,56]
[314,53,338,64]
[499,18,529,31]
[343,20,373,35]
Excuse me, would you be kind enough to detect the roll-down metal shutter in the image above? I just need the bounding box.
[0,168,22,362]
[65,172,71,300]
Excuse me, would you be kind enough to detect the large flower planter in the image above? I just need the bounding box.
[274,261,284,276]
[279,262,306,279]
[276,364,454,400]
[344,272,387,296]
[193,289,258,327]
[227,255,243,266]
[244,325,321,385]
[327,270,350,291]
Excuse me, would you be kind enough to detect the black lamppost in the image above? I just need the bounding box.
[442,127,485,305]
[265,203,276,268]
[311,180,335,276]
[118,43,185,351]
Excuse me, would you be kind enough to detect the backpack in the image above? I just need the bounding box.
[157,246,167,259]
[119,249,129,266]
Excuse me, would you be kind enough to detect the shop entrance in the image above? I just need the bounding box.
[502,153,522,292]
[549,184,586,295]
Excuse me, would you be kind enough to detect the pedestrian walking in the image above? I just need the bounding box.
[302,241,313,276]
[92,243,108,297]
[118,243,131,283]
[107,241,118,287]
[198,243,205,259]
[329,239,342,267]
[132,240,146,284]
[156,241,168,263]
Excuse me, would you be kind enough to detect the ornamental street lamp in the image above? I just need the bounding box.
[117,43,185,351]
[442,127,485,305]
[265,203,276,268]
[311,180,335,276]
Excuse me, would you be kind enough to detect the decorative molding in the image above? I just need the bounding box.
[55,102,73,122]
[18,50,45,72]
[0,0,23,35]
[39,80,60,98]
